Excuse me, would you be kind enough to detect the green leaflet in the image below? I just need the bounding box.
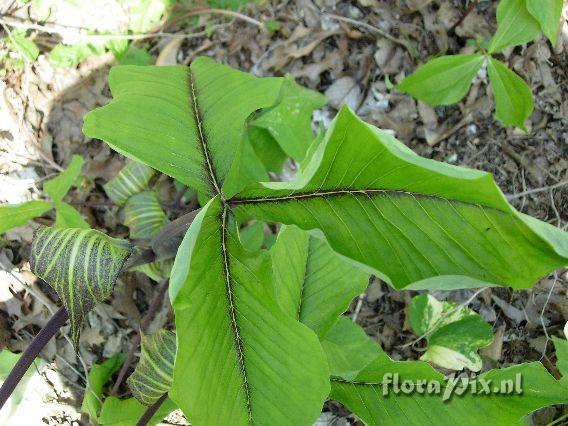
[127,329,176,405]
[487,57,534,131]
[488,0,541,53]
[103,160,155,207]
[82,354,126,421]
[325,317,568,426]
[83,58,283,198]
[29,226,132,347]
[124,191,168,239]
[0,201,52,234]
[526,0,564,47]
[409,294,493,371]
[552,335,568,386]
[10,34,39,61]
[44,154,85,202]
[169,197,330,425]
[271,225,369,338]
[131,258,173,281]
[231,106,568,290]
[55,201,90,229]
[250,74,327,161]
[98,396,176,426]
[395,54,485,105]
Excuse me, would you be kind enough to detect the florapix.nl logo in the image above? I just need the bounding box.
[378,372,523,402]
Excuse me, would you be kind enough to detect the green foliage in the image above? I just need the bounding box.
[487,57,534,130]
[250,74,327,162]
[30,226,132,347]
[104,160,156,206]
[10,34,39,61]
[127,329,176,405]
[0,201,52,235]
[326,317,568,426]
[83,58,283,198]
[78,58,568,425]
[98,396,176,425]
[395,54,484,105]
[81,354,125,421]
[169,197,330,425]
[232,106,568,290]
[271,226,369,338]
[526,0,564,47]
[44,155,85,201]
[397,0,564,130]
[409,294,493,371]
[487,0,541,53]
[207,0,256,9]
[82,354,176,425]
[0,350,38,408]
[49,41,107,68]
[0,155,88,235]
[124,191,168,239]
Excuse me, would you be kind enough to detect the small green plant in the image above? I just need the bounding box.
[396,0,564,130]
[409,294,493,371]
[1,57,568,425]
[0,155,89,234]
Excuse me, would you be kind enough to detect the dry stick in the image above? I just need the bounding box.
[0,306,69,410]
[137,392,168,426]
[449,0,479,34]
[110,279,170,396]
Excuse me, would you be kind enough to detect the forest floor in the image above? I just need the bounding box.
[0,0,567,424]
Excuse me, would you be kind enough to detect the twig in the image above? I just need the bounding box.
[0,306,68,410]
[507,181,568,200]
[449,0,479,33]
[110,279,170,396]
[137,392,168,426]
[323,12,414,55]
[170,7,264,29]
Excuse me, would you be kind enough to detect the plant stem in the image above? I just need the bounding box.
[110,279,170,396]
[137,392,167,426]
[0,306,68,410]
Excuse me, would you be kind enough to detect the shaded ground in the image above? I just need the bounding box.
[0,0,567,424]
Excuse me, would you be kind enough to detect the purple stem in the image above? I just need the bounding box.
[0,306,68,410]
[110,279,170,396]
[137,392,167,426]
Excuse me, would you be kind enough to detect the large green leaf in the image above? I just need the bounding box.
[271,225,369,338]
[103,160,155,207]
[124,191,168,239]
[44,154,85,201]
[409,294,493,371]
[487,57,534,130]
[251,74,327,161]
[169,197,329,425]
[231,106,568,290]
[526,0,564,46]
[128,329,176,405]
[488,0,541,53]
[325,317,568,425]
[395,54,485,105]
[0,201,52,234]
[29,226,132,346]
[83,58,283,198]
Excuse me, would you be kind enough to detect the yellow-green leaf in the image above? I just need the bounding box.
[103,160,155,207]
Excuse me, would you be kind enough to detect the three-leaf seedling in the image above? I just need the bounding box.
[396,0,564,130]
